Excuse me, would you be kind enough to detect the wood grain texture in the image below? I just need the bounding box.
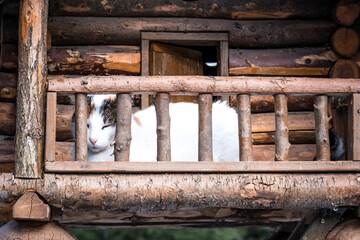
[12,192,50,221]
[274,94,291,161]
[329,59,360,78]
[155,93,171,162]
[237,95,254,161]
[333,0,360,26]
[74,93,87,161]
[44,93,57,163]
[348,94,360,160]
[115,94,132,162]
[331,28,359,57]
[198,94,213,162]
[314,95,331,161]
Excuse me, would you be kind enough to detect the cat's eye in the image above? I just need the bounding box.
[102,125,111,130]
[87,124,89,128]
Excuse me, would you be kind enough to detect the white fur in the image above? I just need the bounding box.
[82,95,239,162]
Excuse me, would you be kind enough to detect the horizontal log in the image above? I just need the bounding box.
[0,44,17,72]
[48,17,335,48]
[1,172,360,211]
[253,131,315,144]
[229,48,337,76]
[48,0,337,19]
[0,73,17,102]
[47,75,360,94]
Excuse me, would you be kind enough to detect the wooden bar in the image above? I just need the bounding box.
[274,94,291,161]
[44,93,57,163]
[141,39,150,109]
[155,93,171,162]
[314,95,331,161]
[15,0,48,178]
[237,95,254,161]
[219,40,229,102]
[142,32,228,42]
[114,94,132,162]
[348,93,360,160]
[198,94,213,162]
[75,93,88,161]
[47,75,360,95]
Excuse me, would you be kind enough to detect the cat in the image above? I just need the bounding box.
[72,94,345,162]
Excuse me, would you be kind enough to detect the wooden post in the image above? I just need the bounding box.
[114,94,132,162]
[198,94,213,162]
[237,94,254,161]
[141,38,150,109]
[15,0,48,178]
[75,93,87,161]
[348,93,360,160]
[155,93,171,162]
[219,40,229,102]
[12,191,50,221]
[314,95,331,161]
[44,92,57,163]
[274,94,291,161]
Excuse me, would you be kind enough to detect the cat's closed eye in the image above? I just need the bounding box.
[102,125,111,130]
[87,124,89,128]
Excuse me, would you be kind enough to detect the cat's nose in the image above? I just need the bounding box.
[89,138,98,145]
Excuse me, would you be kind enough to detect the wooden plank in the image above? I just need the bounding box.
[274,94,291,161]
[75,93,87,161]
[44,92,57,163]
[15,0,49,179]
[12,192,50,221]
[219,41,229,102]
[141,39,150,109]
[47,75,360,95]
[237,95,254,161]
[155,93,171,162]
[314,95,331,161]
[114,94,132,162]
[198,94,213,162]
[142,32,228,42]
[348,93,360,160]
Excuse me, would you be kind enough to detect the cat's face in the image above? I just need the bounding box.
[87,95,117,153]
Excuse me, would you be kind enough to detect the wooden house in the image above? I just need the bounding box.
[0,0,360,239]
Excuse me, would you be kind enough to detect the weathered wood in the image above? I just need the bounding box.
[155,93,171,162]
[114,94,132,162]
[331,28,359,57]
[237,95,254,161]
[314,95,331,161]
[143,32,228,42]
[348,94,360,160]
[44,92,57,163]
[326,219,360,240]
[198,94,213,162]
[16,0,48,179]
[1,173,360,211]
[229,48,337,76]
[0,73,17,102]
[253,131,315,145]
[141,39,150,109]
[0,220,76,240]
[330,59,360,78]
[12,191,50,221]
[74,93,87,161]
[48,17,335,48]
[274,94,291,161]
[333,0,360,26]
[48,0,337,19]
[47,75,360,94]
[0,44,17,72]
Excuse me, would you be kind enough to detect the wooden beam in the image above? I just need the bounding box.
[237,94,254,161]
[44,92,57,163]
[314,95,331,161]
[12,191,50,221]
[155,93,171,162]
[331,28,359,58]
[198,94,213,162]
[1,173,360,211]
[141,38,150,109]
[47,75,360,94]
[142,32,228,42]
[348,94,360,160]
[114,94,132,162]
[274,94,291,161]
[74,93,87,161]
[15,0,49,178]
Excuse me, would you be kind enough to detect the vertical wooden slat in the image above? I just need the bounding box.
[44,92,57,163]
[141,39,150,109]
[219,41,229,103]
[75,93,88,161]
[314,95,330,161]
[15,0,48,178]
[114,94,132,162]
[274,94,291,161]
[237,94,254,161]
[348,93,360,160]
[198,94,213,162]
[155,93,171,162]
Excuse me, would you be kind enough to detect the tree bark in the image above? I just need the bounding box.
[237,94,254,161]
[274,94,291,161]
[48,17,335,48]
[115,94,132,162]
[229,48,337,76]
[314,95,331,161]
[155,93,171,162]
[198,94,213,162]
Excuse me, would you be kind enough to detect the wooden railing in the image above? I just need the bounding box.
[44,75,360,173]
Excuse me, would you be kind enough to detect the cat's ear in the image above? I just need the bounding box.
[87,96,95,117]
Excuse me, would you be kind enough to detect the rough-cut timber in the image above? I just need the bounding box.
[333,0,360,26]
[115,94,132,162]
[155,93,171,162]
[326,219,360,240]
[1,173,360,211]
[0,44,17,72]
[237,94,254,161]
[74,93,87,161]
[314,95,331,161]
[198,94,213,162]
[0,220,76,240]
[48,17,335,48]
[331,28,359,57]
[44,93,57,162]
[0,73,17,102]
[48,0,337,19]
[229,48,337,76]
[16,0,48,178]
[330,59,360,78]
[12,191,50,221]
[348,94,360,160]
[274,94,291,161]
[47,75,360,95]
